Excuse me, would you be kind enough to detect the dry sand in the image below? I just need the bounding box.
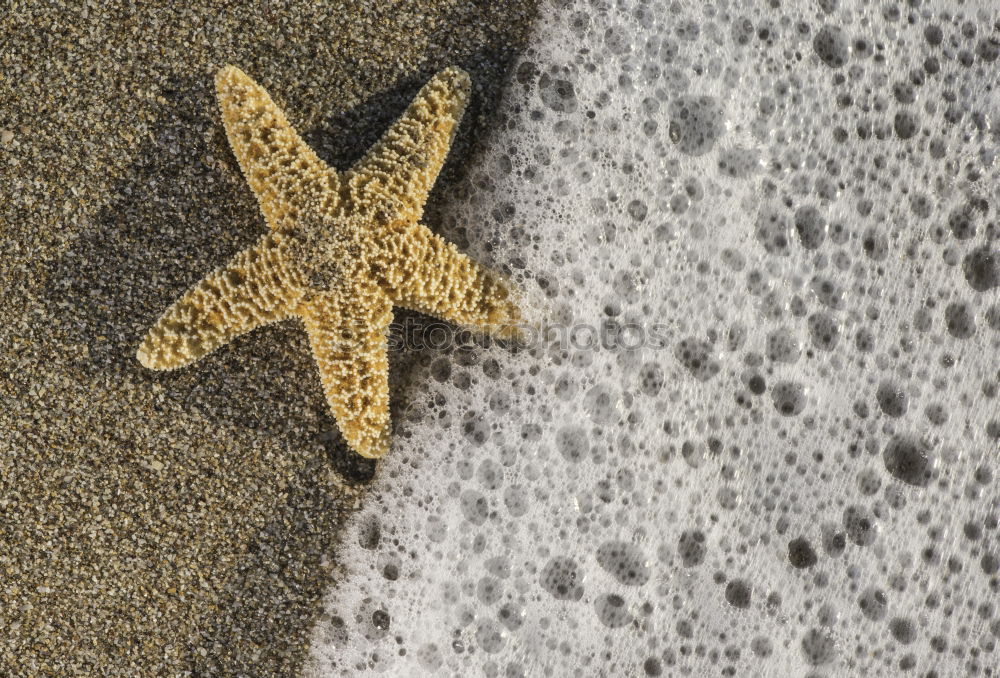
[0,2,538,675]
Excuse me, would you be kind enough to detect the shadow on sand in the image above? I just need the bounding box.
[40,32,531,676]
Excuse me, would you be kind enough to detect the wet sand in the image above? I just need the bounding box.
[0,2,538,675]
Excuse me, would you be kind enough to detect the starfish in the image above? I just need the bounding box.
[137,65,521,458]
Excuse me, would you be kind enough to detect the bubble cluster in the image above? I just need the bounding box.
[668,95,726,156]
[306,1,1000,675]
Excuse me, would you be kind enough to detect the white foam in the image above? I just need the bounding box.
[307,1,1000,675]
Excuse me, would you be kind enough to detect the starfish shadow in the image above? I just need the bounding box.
[43,82,311,420]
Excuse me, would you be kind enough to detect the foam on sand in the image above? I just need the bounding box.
[307,0,1000,675]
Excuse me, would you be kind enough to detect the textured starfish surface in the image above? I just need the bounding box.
[137,65,521,458]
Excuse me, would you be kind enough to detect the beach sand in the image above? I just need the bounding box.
[0,2,538,675]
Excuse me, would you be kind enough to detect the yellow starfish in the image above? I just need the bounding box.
[137,65,521,458]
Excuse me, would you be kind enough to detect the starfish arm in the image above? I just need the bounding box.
[215,65,340,230]
[346,66,470,223]
[299,286,394,458]
[137,233,305,370]
[376,222,521,339]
